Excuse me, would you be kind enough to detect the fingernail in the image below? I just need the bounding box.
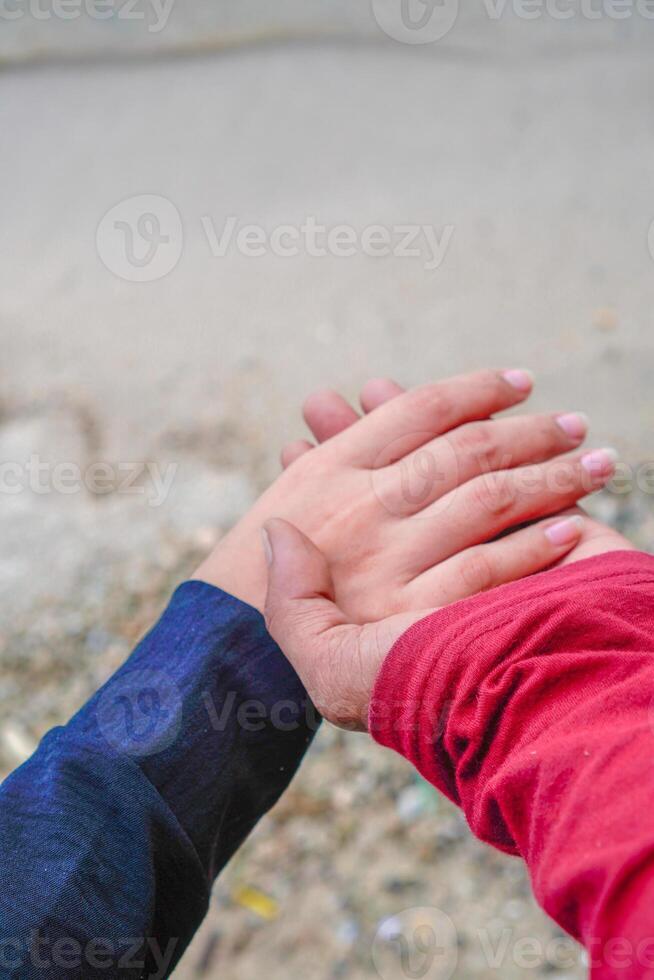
[261,527,273,566]
[545,515,584,546]
[501,369,534,393]
[556,412,589,441]
[581,447,619,477]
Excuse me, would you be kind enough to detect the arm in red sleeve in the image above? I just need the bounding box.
[369,550,654,979]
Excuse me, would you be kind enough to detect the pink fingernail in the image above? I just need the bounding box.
[556,412,589,441]
[501,369,534,393]
[581,447,619,477]
[545,515,584,546]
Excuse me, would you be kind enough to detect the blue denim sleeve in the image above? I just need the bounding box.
[0,581,319,978]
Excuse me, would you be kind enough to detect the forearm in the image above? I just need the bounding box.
[0,582,317,978]
[370,551,654,978]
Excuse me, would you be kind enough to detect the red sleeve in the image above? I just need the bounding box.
[369,550,654,979]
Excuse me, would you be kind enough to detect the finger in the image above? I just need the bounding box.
[263,518,347,657]
[556,505,636,565]
[406,514,585,607]
[359,377,405,413]
[303,389,360,443]
[403,447,618,572]
[375,411,589,517]
[326,369,535,468]
[281,439,315,469]
[283,382,404,469]
[262,518,431,732]
[262,519,361,727]
[303,381,405,446]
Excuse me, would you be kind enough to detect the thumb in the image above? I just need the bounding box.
[262,518,435,732]
[262,518,348,680]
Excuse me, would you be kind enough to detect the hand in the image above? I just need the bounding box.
[262,517,423,731]
[284,379,634,567]
[196,369,617,622]
[261,378,634,731]
[262,504,635,732]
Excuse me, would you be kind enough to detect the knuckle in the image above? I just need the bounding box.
[472,473,517,517]
[393,448,442,510]
[478,367,502,388]
[547,456,577,494]
[407,383,449,424]
[476,369,505,400]
[452,422,496,465]
[520,537,544,570]
[460,548,496,593]
[542,415,566,448]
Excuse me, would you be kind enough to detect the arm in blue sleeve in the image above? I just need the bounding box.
[0,581,319,978]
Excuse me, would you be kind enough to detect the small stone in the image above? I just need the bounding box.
[0,722,37,765]
[396,785,426,823]
[592,307,619,331]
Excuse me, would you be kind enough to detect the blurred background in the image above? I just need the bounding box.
[2,4,654,978]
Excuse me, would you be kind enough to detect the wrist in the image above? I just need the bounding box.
[193,531,267,612]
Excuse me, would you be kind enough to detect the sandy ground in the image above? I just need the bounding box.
[1,6,654,978]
